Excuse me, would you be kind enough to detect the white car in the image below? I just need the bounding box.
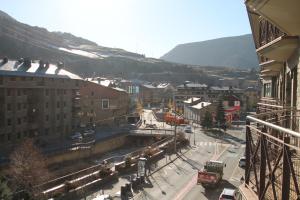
[239,156,246,168]
[70,132,82,141]
[219,188,238,200]
[82,129,95,137]
[184,125,192,133]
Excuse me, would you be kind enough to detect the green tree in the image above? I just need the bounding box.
[216,99,226,127]
[0,175,12,200]
[201,111,213,129]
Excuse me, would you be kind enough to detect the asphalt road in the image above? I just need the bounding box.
[135,125,245,200]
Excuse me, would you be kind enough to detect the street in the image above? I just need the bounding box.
[135,113,245,200]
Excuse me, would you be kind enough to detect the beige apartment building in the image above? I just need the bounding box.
[0,58,82,145]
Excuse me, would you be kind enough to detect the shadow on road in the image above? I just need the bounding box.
[177,152,202,170]
[202,129,245,145]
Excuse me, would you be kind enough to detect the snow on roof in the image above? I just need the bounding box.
[183,97,200,104]
[177,83,207,88]
[0,60,82,80]
[58,47,99,59]
[191,102,211,110]
[156,83,170,88]
[142,84,156,89]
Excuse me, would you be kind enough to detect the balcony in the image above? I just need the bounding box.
[256,35,298,61]
[245,0,300,35]
[260,60,283,74]
[245,105,300,199]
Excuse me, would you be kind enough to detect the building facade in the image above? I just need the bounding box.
[79,81,130,127]
[0,58,82,146]
[243,1,300,199]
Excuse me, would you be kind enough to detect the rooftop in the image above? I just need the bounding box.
[191,102,211,110]
[177,83,207,89]
[0,58,82,80]
[183,97,200,104]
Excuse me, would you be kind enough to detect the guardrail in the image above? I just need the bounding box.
[245,107,300,199]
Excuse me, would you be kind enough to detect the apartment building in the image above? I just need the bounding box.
[79,81,130,127]
[242,1,300,199]
[0,58,82,145]
[174,82,245,112]
[139,83,175,108]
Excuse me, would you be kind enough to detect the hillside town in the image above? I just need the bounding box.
[0,1,300,200]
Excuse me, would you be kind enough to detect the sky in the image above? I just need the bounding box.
[0,0,251,58]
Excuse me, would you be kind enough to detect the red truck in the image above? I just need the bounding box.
[197,160,225,188]
[164,113,187,125]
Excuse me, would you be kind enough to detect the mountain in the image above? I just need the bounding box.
[0,10,191,79]
[0,10,257,86]
[161,34,259,68]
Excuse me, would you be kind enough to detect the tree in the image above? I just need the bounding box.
[216,99,226,128]
[0,175,12,200]
[136,100,143,115]
[9,139,51,199]
[201,111,213,129]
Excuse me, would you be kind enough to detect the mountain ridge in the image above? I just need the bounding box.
[161,34,259,68]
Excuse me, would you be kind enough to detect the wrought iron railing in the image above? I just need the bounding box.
[245,107,300,200]
[258,18,286,47]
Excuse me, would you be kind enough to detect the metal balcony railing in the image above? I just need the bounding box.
[245,106,300,200]
[258,18,286,47]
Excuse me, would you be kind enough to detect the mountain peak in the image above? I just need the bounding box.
[161,34,258,68]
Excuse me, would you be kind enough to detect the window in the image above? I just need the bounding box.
[17,89,21,96]
[56,114,60,120]
[63,90,66,95]
[7,103,11,111]
[23,103,27,109]
[64,114,66,119]
[45,128,49,135]
[17,132,21,139]
[264,83,272,97]
[17,118,21,125]
[91,100,94,105]
[45,102,49,108]
[7,119,11,126]
[23,116,27,123]
[57,102,60,108]
[46,115,49,121]
[23,89,27,95]
[63,101,66,107]
[10,77,16,81]
[6,89,11,96]
[45,89,49,96]
[91,91,94,96]
[21,77,26,81]
[17,103,21,110]
[102,99,109,109]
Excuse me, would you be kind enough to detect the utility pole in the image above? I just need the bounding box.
[174,110,177,152]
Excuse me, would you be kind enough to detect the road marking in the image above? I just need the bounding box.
[173,144,231,200]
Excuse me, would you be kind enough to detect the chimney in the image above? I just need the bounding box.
[24,58,31,68]
[201,102,204,108]
[45,62,50,68]
[2,57,8,64]
[57,61,64,69]
[39,60,44,68]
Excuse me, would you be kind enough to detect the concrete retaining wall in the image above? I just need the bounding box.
[47,135,127,165]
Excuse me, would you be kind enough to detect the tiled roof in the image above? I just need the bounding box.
[0,59,82,79]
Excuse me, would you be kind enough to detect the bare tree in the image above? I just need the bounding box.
[9,139,50,199]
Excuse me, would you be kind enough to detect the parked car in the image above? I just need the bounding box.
[219,188,238,200]
[70,132,83,141]
[82,129,95,137]
[184,125,192,133]
[239,156,246,168]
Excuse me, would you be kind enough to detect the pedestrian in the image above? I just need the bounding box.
[240,176,244,183]
[144,120,146,125]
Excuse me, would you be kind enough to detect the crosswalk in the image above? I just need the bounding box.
[196,141,230,147]
[195,142,246,148]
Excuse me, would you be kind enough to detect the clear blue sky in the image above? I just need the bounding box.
[0,0,251,58]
